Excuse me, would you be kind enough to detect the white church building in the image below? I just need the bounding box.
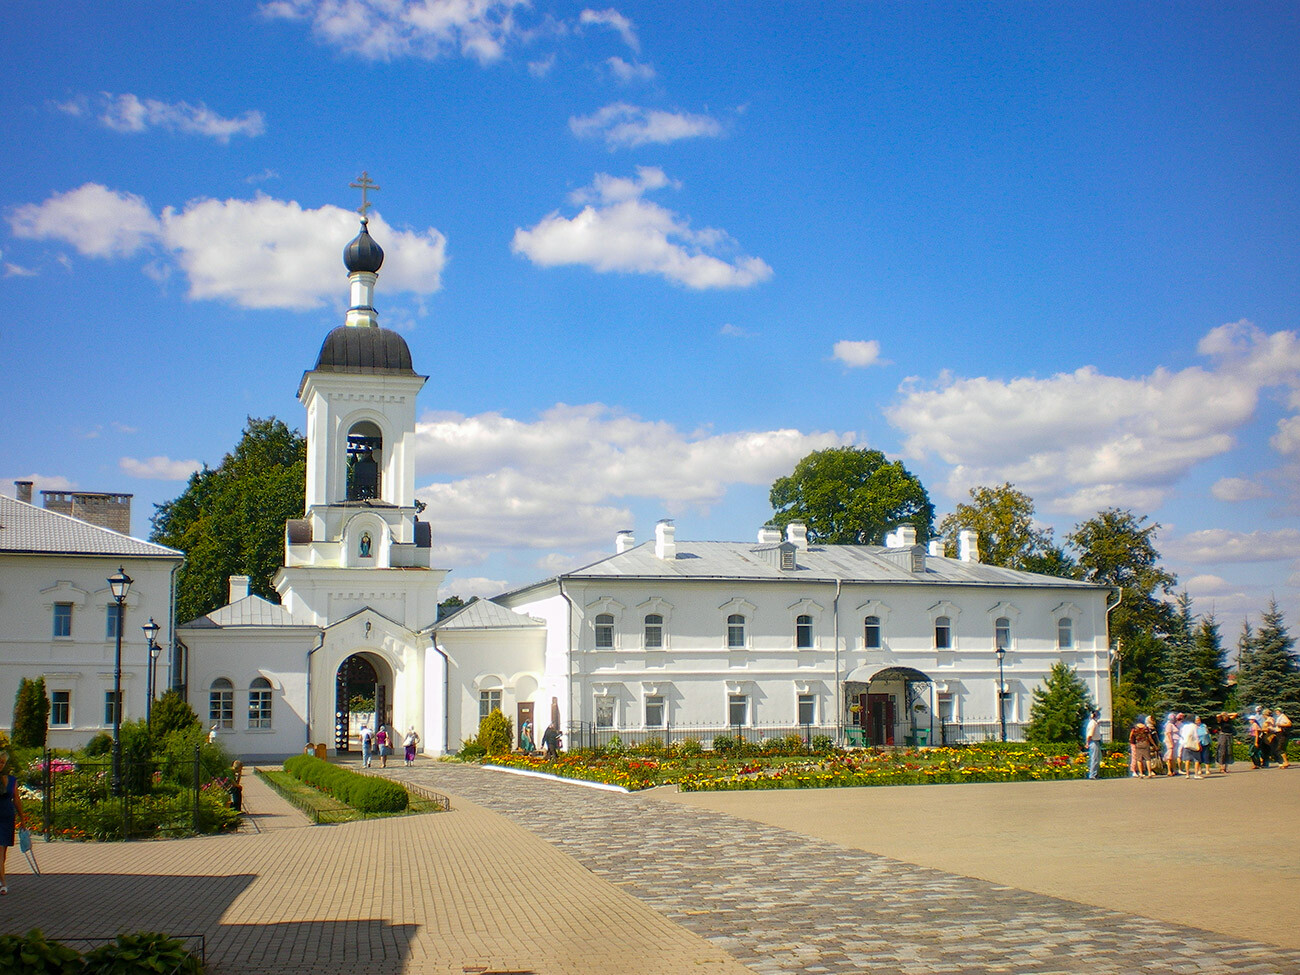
[172,215,1116,760]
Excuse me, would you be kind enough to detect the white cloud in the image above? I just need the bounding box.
[1163,528,1300,564]
[245,168,281,184]
[1211,477,1270,502]
[119,456,203,481]
[4,262,37,277]
[1272,415,1300,456]
[9,184,446,311]
[414,403,848,555]
[438,577,508,600]
[833,339,886,368]
[83,92,265,142]
[887,321,1300,514]
[606,56,654,82]
[260,0,530,64]
[570,102,723,148]
[720,323,753,338]
[527,53,555,77]
[512,168,771,290]
[579,7,639,51]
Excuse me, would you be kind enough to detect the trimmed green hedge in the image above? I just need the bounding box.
[283,755,408,813]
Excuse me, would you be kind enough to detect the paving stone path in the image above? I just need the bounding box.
[388,762,1299,975]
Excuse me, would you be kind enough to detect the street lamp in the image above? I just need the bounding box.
[108,566,133,793]
[995,645,1007,743]
[142,617,161,731]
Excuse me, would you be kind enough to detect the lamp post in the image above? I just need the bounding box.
[108,566,133,793]
[995,646,1007,743]
[143,617,161,731]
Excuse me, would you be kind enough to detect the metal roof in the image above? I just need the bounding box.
[0,495,182,560]
[430,598,545,631]
[182,594,310,629]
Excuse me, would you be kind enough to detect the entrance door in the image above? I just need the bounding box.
[867,693,896,745]
[517,702,534,749]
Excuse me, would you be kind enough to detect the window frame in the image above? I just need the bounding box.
[994,616,1012,651]
[595,696,615,728]
[934,615,952,650]
[105,602,123,640]
[51,690,72,726]
[53,602,73,639]
[209,678,234,729]
[795,614,814,649]
[728,693,748,727]
[797,693,816,726]
[644,695,665,728]
[594,613,615,649]
[479,688,502,722]
[643,613,664,649]
[103,689,122,726]
[1057,616,1074,649]
[248,677,273,730]
[864,615,882,649]
[727,614,746,649]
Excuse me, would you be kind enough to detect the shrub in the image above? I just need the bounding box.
[0,929,82,974]
[457,737,486,760]
[712,735,737,754]
[810,734,836,754]
[84,732,113,756]
[678,737,703,756]
[82,931,204,974]
[604,734,624,754]
[761,737,785,754]
[478,709,513,755]
[783,734,807,755]
[633,737,664,756]
[283,755,407,813]
[151,690,201,739]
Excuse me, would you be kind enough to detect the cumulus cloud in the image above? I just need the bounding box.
[260,0,530,64]
[1211,477,1270,502]
[438,577,509,601]
[570,102,722,148]
[512,168,771,289]
[606,56,654,82]
[8,184,447,311]
[119,456,203,481]
[58,92,264,142]
[1163,528,1300,564]
[414,403,848,557]
[579,7,639,51]
[720,323,753,338]
[887,321,1300,514]
[833,340,886,368]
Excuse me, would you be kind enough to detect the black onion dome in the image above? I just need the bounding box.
[343,217,384,273]
[314,325,415,375]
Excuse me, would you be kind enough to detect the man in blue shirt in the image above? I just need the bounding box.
[1084,709,1102,779]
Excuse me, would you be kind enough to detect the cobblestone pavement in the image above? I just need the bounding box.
[380,761,1300,975]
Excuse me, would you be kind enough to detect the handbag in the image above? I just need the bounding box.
[18,828,39,875]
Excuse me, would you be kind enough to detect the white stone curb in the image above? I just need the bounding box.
[482,764,630,793]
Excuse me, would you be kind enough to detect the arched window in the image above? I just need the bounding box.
[248,677,272,729]
[644,613,664,649]
[1057,617,1074,649]
[864,615,882,649]
[346,420,383,501]
[796,614,814,649]
[727,614,746,649]
[994,617,1011,651]
[595,613,615,649]
[209,678,234,729]
[934,616,952,650]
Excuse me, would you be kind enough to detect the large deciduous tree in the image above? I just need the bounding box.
[152,417,306,624]
[769,447,934,545]
[937,483,1074,576]
[1235,600,1300,714]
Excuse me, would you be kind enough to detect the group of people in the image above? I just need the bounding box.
[518,720,562,758]
[358,723,420,768]
[1125,707,1291,778]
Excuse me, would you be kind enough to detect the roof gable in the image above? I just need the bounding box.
[0,496,182,559]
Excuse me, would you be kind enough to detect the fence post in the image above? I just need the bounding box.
[192,744,202,834]
[42,748,52,840]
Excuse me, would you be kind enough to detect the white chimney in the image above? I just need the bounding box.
[229,575,251,603]
[785,521,808,551]
[959,530,980,563]
[615,530,635,554]
[895,524,917,547]
[757,525,782,544]
[928,539,944,557]
[654,519,676,560]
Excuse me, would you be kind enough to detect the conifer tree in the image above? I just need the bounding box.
[1025,662,1096,743]
[1235,600,1300,714]
[11,676,50,749]
[1154,594,1227,716]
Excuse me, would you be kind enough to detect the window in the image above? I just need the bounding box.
[864,615,882,649]
[103,690,122,726]
[798,693,816,725]
[248,677,273,729]
[1057,617,1074,649]
[728,694,748,727]
[106,602,122,640]
[595,614,614,649]
[994,617,1011,651]
[937,692,955,724]
[643,614,663,649]
[596,697,614,728]
[796,614,814,649]
[51,690,71,726]
[209,678,234,729]
[479,689,502,722]
[644,695,664,728]
[1000,690,1014,724]
[53,602,73,638]
[727,614,746,649]
[934,616,952,649]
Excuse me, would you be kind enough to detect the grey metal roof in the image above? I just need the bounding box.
[430,598,545,631]
[344,219,384,273]
[182,594,310,629]
[312,325,416,376]
[501,540,1105,595]
[0,495,182,559]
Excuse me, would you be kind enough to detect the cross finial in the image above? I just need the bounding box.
[349,171,381,217]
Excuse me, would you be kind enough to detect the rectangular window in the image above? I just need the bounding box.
[937,692,955,724]
[644,614,663,649]
[934,616,952,650]
[797,693,816,725]
[795,615,814,649]
[644,695,664,728]
[104,690,122,726]
[595,614,614,649]
[479,689,502,722]
[51,690,71,726]
[727,614,745,649]
[864,616,882,649]
[53,602,73,638]
[106,603,122,640]
[728,694,748,727]
[596,697,614,728]
[1000,690,1014,725]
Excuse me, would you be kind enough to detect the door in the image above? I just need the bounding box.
[517,702,535,749]
[867,693,896,745]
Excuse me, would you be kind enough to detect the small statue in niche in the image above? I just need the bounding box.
[359,532,373,558]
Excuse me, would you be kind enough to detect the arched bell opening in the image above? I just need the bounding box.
[346,420,383,501]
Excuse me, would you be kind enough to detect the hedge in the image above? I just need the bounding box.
[282,755,408,813]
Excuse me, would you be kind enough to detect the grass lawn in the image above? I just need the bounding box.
[256,768,445,822]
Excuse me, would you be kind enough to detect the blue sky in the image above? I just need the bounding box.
[4,1,1299,641]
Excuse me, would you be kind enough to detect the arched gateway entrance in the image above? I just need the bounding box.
[335,652,394,752]
[844,666,934,746]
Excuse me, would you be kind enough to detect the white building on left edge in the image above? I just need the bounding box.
[0,487,183,749]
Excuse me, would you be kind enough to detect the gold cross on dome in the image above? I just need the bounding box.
[350,172,381,216]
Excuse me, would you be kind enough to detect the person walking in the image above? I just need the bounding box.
[1180,715,1203,778]
[1084,709,1102,780]
[520,721,534,755]
[0,751,25,896]
[1248,716,1265,768]
[1215,712,1236,774]
[1194,715,1211,777]
[403,727,419,766]
[1274,708,1292,768]
[1163,713,1182,776]
[360,723,374,768]
[376,726,391,768]
[541,723,561,759]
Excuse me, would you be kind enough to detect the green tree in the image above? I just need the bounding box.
[937,483,1073,575]
[1154,593,1218,716]
[1067,509,1177,708]
[1235,600,1300,714]
[11,676,50,749]
[437,595,466,620]
[152,417,306,624]
[150,689,200,739]
[1025,662,1095,743]
[769,447,934,545]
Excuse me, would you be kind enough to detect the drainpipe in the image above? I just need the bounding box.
[166,560,181,692]
[1104,587,1123,730]
[833,577,842,742]
[559,579,576,748]
[305,629,325,748]
[427,636,450,755]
